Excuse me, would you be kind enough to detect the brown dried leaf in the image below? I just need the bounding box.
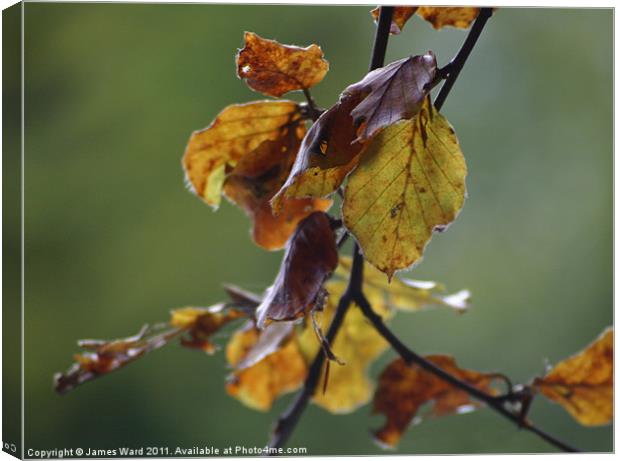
[417,7,481,30]
[182,100,302,209]
[225,323,307,411]
[271,93,365,210]
[533,327,613,426]
[223,126,332,250]
[344,53,438,142]
[370,6,418,34]
[170,305,247,353]
[373,356,499,448]
[54,324,183,394]
[255,212,338,327]
[237,32,329,98]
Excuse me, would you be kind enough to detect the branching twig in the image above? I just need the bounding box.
[268,5,579,454]
[268,6,394,451]
[434,8,494,111]
[355,294,579,453]
[302,88,323,121]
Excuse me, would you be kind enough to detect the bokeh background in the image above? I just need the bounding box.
[21,4,611,455]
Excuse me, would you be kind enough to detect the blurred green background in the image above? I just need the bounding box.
[21,4,611,455]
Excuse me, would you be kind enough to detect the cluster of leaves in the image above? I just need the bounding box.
[55,6,612,450]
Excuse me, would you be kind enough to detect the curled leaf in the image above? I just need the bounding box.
[170,305,247,353]
[417,7,482,30]
[223,127,332,250]
[336,257,470,313]
[256,211,338,327]
[225,323,307,411]
[345,53,438,142]
[54,324,182,394]
[373,356,499,448]
[271,93,364,210]
[343,97,467,279]
[533,327,613,426]
[237,32,329,98]
[182,100,302,208]
[370,6,418,35]
[235,321,295,370]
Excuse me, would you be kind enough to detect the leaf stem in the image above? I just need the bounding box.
[267,7,394,451]
[434,8,494,111]
[302,88,323,121]
[355,294,580,453]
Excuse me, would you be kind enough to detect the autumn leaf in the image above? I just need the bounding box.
[271,93,365,210]
[170,305,247,353]
[370,6,482,33]
[532,327,613,426]
[225,323,307,411]
[256,211,338,327]
[373,356,499,447]
[336,257,470,313]
[223,125,332,250]
[343,96,467,278]
[370,6,418,35]
[183,100,303,209]
[297,279,390,413]
[54,324,183,394]
[344,53,438,142]
[237,32,329,98]
[417,7,482,30]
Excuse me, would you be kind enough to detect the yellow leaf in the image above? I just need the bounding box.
[336,257,470,313]
[225,324,307,411]
[343,97,467,278]
[417,7,482,30]
[533,327,613,426]
[297,280,390,413]
[237,32,329,98]
[182,100,302,208]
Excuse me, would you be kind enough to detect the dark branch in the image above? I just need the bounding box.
[434,8,494,111]
[301,88,323,121]
[355,293,580,453]
[267,7,394,451]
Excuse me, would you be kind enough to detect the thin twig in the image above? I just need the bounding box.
[267,7,394,451]
[302,88,323,121]
[434,8,494,111]
[355,293,580,453]
[268,246,365,450]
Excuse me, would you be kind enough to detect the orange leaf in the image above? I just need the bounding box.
[417,7,482,30]
[533,327,613,426]
[271,93,364,209]
[370,6,418,34]
[373,356,499,448]
[237,32,329,98]
[170,305,247,354]
[255,212,338,327]
[182,100,302,209]
[223,128,331,250]
[344,52,438,142]
[225,323,307,411]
